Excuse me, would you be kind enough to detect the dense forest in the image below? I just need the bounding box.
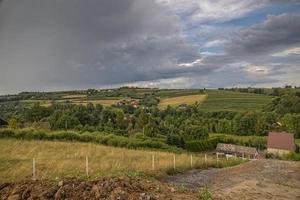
[0,87,300,151]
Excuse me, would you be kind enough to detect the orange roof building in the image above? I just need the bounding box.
[267,132,295,156]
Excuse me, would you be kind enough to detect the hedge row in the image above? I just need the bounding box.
[186,135,267,152]
[185,138,219,152]
[0,129,181,152]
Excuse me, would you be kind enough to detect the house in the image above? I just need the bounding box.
[216,143,259,159]
[267,132,295,156]
[0,118,8,128]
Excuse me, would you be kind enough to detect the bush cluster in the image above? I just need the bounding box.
[0,129,181,152]
[185,135,266,152]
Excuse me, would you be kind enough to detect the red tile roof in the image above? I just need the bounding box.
[267,132,295,151]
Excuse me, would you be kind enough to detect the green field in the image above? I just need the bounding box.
[198,90,273,112]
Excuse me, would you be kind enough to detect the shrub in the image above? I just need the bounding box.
[199,186,212,200]
[0,128,181,152]
[284,152,300,161]
[0,129,15,138]
[186,138,219,152]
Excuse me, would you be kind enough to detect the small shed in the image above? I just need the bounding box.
[216,143,258,159]
[267,132,295,156]
[0,118,8,128]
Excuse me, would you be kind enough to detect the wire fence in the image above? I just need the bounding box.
[1,153,245,182]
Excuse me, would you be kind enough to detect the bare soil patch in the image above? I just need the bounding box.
[0,177,198,200]
[164,159,300,200]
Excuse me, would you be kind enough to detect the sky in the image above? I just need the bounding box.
[0,0,300,94]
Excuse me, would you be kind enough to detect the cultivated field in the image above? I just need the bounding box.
[198,90,273,112]
[159,94,207,109]
[61,94,87,99]
[0,139,241,184]
[71,99,121,106]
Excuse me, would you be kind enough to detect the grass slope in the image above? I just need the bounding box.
[0,139,243,183]
[199,90,273,112]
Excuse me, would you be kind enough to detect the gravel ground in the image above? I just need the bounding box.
[164,159,300,200]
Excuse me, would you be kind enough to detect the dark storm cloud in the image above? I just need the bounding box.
[0,0,299,93]
[226,14,300,56]
[0,0,200,93]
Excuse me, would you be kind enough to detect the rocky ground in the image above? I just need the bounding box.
[164,159,300,200]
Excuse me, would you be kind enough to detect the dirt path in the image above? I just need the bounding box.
[164,160,300,200]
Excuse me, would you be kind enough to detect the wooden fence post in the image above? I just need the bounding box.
[32,158,36,180]
[190,154,193,168]
[205,154,207,163]
[173,154,176,170]
[216,153,219,162]
[152,154,155,170]
[85,156,89,177]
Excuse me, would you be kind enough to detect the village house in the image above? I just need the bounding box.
[216,143,259,159]
[0,118,8,128]
[267,131,295,156]
[115,99,140,107]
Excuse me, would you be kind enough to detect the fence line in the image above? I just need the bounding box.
[85,156,89,177]
[152,154,155,170]
[173,154,176,170]
[27,153,243,180]
[32,158,36,180]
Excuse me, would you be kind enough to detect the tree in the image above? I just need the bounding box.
[233,112,258,135]
[255,112,277,135]
[135,109,148,129]
[25,103,52,122]
[281,113,300,138]
[144,116,157,137]
[115,110,127,130]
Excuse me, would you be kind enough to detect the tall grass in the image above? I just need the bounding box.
[0,139,244,183]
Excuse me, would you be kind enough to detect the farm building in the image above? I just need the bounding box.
[267,132,295,156]
[0,118,8,128]
[216,143,258,159]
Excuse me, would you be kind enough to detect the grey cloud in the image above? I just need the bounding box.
[226,14,300,56]
[0,0,200,93]
[0,0,299,94]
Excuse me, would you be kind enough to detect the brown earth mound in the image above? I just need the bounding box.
[0,177,197,200]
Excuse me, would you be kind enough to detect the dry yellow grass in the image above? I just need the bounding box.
[20,100,53,107]
[61,94,87,99]
[70,99,120,106]
[0,139,225,183]
[159,94,207,109]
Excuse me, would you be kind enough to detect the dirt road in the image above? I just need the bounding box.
[164,159,300,200]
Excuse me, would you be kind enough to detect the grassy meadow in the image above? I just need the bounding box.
[198,90,273,112]
[0,139,243,183]
[158,94,207,108]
